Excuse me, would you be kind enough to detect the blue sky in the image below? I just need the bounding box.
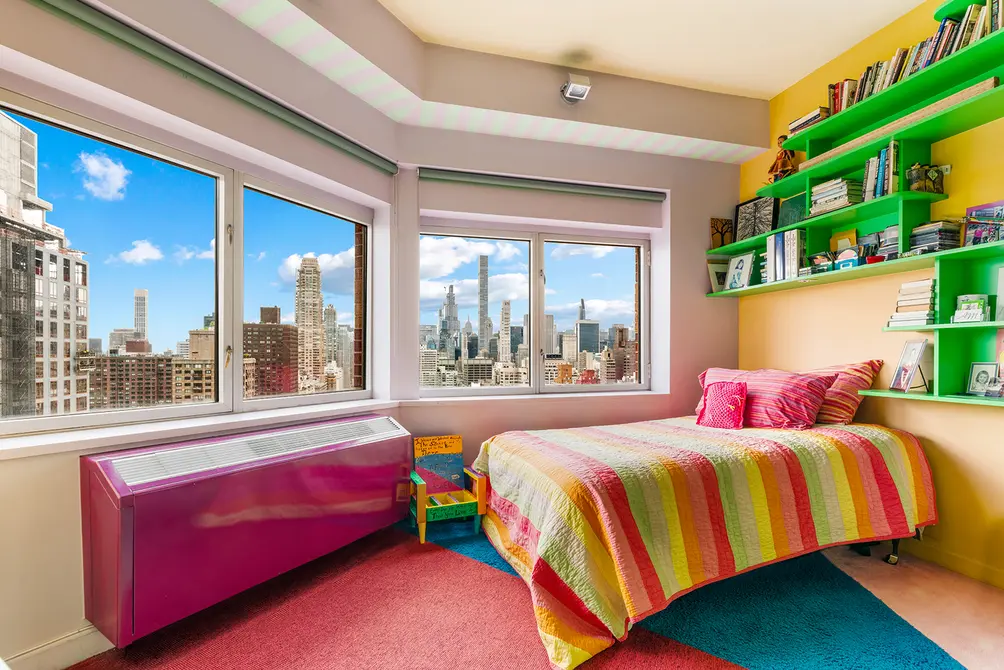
[419,235,638,336]
[15,112,358,354]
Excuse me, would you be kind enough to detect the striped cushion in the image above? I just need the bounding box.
[697,368,837,430]
[806,360,884,424]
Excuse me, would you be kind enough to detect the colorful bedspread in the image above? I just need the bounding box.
[472,417,937,669]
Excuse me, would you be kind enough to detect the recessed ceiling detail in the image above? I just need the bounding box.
[208,0,766,164]
[376,0,930,99]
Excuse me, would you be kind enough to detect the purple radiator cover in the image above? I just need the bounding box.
[80,414,411,647]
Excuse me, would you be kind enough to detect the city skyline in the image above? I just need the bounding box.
[9,112,361,355]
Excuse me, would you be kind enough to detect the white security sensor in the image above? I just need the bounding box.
[560,74,591,104]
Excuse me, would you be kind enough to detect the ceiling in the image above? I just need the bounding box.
[376,0,929,98]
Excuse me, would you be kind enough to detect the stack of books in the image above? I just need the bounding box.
[878,224,900,258]
[765,229,806,282]
[888,278,935,328]
[910,221,962,253]
[862,140,900,201]
[758,250,769,285]
[788,107,830,136]
[810,179,863,216]
[795,3,1000,126]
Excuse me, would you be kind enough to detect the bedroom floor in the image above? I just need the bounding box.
[69,523,1004,670]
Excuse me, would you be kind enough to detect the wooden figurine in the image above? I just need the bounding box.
[410,435,486,543]
[767,135,797,183]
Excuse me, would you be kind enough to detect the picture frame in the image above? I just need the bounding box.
[710,218,734,250]
[966,362,1000,396]
[725,252,755,291]
[707,259,729,293]
[734,197,779,242]
[890,339,928,392]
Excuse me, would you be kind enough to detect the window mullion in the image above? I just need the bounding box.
[228,172,244,413]
[532,233,544,394]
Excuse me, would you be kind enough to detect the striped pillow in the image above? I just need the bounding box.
[806,360,883,424]
[697,368,837,430]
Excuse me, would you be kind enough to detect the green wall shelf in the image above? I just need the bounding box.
[707,241,1004,298]
[934,0,986,22]
[760,84,1004,200]
[859,389,1004,407]
[708,192,946,257]
[883,321,1004,332]
[784,26,1004,154]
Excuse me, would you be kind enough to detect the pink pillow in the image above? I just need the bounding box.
[697,368,837,430]
[805,360,883,424]
[697,382,747,429]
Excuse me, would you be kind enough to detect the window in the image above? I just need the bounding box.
[418,233,531,391]
[241,187,367,401]
[418,230,648,394]
[0,109,218,425]
[543,241,644,387]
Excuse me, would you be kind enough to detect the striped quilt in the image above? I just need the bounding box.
[472,417,937,669]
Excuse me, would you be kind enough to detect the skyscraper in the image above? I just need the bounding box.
[578,298,586,321]
[576,320,601,355]
[323,304,338,364]
[499,300,512,363]
[244,306,298,397]
[0,113,90,418]
[477,255,489,341]
[295,257,325,390]
[441,284,459,337]
[134,289,149,342]
[543,314,556,354]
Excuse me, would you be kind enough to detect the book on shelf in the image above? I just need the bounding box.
[764,229,806,283]
[910,220,962,252]
[901,278,935,290]
[789,107,830,134]
[878,224,900,257]
[810,178,863,215]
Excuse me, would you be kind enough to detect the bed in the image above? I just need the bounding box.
[472,416,937,669]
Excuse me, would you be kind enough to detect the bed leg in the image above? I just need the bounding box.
[849,541,878,557]
[884,539,901,565]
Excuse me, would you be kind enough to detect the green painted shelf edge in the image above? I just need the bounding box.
[706,240,1004,298]
[760,84,1004,200]
[934,0,986,22]
[883,321,1004,332]
[859,389,1004,407]
[706,192,947,257]
[784,26,1004,153]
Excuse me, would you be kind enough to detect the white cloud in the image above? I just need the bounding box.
[281,312,295,324]
[174,240,215,263]
[550,243,617,260]
[75,152,131,201]
[591,272,605,278]
[277,248,355,294]
[545,288,557,295]
[249,251,266,262]
[420,273,528,312]
[338,312,355,324]
[115,240,163,265]
[419,236,525,279]
[549,298,635,324]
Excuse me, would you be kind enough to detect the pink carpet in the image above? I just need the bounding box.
[71,528,737,670]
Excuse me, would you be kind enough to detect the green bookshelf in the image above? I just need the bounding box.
[783,26,1004,153]
[708,2,1004,409]
[935,0,986,22]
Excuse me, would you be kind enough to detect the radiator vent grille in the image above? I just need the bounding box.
[111,416,403,486]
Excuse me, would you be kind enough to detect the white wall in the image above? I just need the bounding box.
[0,1,740,665]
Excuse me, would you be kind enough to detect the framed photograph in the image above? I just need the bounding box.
[734,197,779,242]
[707,259,729,293]
[890,340,928,392]
[962,221,1000,246]
[725,252,755,291]
[967,362,1000,396]
[710,218,734,250]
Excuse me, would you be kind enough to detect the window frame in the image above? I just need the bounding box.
[0,91,233,436]
[233,175,373,413]
[417,223,650,398]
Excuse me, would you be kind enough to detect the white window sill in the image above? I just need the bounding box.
[401,390,667,406]
[0,398,398,462]
[0,391,670,461]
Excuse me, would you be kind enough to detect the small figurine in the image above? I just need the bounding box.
[768,135,797,183]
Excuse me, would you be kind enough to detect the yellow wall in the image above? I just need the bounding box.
[738,0,1004,588]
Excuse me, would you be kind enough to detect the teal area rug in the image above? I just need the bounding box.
[408,520,963,670]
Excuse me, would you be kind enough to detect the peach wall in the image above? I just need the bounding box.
[738,0,1004,588]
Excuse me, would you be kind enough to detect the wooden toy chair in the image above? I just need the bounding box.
[410,467,486,543]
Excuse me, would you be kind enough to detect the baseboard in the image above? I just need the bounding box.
[906,538,1004,590]
[6,626,112,670]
